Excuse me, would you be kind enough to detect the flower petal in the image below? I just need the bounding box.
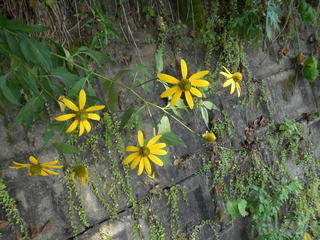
[126,146,140,152]
[236,83,241,97]
[81,176,86,184]
[189,71,209,81]
[190,87,202,97]
[181,59,188,79]
[219,71,231,78]
[147,135,162,147]
[29,156,38,164]
[42,164,63,169]
[9,165,31,169]
[87,113,100,121]
[223,79,234,88]
[11,161,31,166]
[83,120,91,133]
[230,83,236,94]
[157,73,180,84]
[137,130,144,147]
[170,89,182,106]
[148,154,164,166]
[123,152,140,165]
[149,148,167,155]
[79,121,85,136]
[79,90,86,110]
[185,91,194,109]
[62,98,79,112]
[66,119,79,133]
[190,79,210,87]
[222,66,232,75]
[144,158,152,176]
[42,168,59,175]
[55,113,76,121]
[86,105,105,112]
[149,143,166,149]
[160,86,180,98]
[40,170,49,176]
[131,156,141,170]
[137,157,145,176]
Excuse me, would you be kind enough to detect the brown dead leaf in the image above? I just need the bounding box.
[41,220,53,233]
[189,30,197,38]
[297,53,307,64]
[149,188,161,195]
[281,46,290,56]
[214,183,224,193]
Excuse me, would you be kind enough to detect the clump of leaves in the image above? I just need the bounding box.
[226,199,249,220]
[265,0,282,40]
[298,0,317,23]
[303,56,319,83]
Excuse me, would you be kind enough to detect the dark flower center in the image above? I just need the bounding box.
[77,110,88,121]
[74,165,87,177]
[140,146,150,157]
[30,164,42,176]
[232,72,242,82]
[179,79,192,91]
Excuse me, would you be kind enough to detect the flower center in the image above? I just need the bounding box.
[232,72,242,82]
[30,164,42,176]
[74,165,87,177]
[77,110,88,121]
[179,79,192,91]
[140,146,150,157]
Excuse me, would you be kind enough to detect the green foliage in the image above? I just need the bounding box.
[199,100,219,128]
[265,0,282,40]
[226,199,248,219]
[298,0,317,23]
[160,132,186,148]
[149,215,166,240]
[53,142,80,154]
[303,56,319,83]
[0,179,29,239]
[143,6,156,21]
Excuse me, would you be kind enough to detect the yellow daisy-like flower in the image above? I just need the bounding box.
[123,130,167,177]
[57,96,66,112]
[71,165,88,184]
[54,89,105,136]
[158,59,210,109]
[202,131,217,143]
[9,156,63,176]
[220,66,242,97]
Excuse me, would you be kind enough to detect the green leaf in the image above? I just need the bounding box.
[78,46,111,68]
[0,16,33,32]
[265,0,281,40]
[44,0,55,6]
[155,49,164,73]
[158,154,172,165]
[51,67,78,87]
[4,31,23,58]
[200,106,209,128]
[161,132,186,147]
[136,63,151,77]
[238,199,248,217]
[69,77,87,97]
[303,56,319,83]
[53,142,79,154]
[157,116,171,134]
[43,125,54,146]
[298,0,316,23]
[226,200,240,219]
[119,106,139,131]
[0,75,20,105]
[202,101,219,111]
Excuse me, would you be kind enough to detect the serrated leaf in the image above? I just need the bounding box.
[51,67,78,87]
[119,106,139,131]
[161,132,186,147]
[155,49,164,73]
[0,75,20,105]
[238,199,248,217]
[158,154,172,165]
[53,142,79,154]
[200,106,209,128]
[157,116,171,134]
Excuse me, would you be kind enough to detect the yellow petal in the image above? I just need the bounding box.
[123,152,140,165]
[185,91,194,109]
[190,87,202,97]
[40,160,59,166]
[157,73,180,84]
[71,172,77,183]
[160,86,180,98]
[236,83,241,97]
[9,165,31,169]
[170,89,182,106]
[42,164,63,169]
[81,176,87,184]
[40,170,49,176]
[223,79,234,88]
[126,146,140,152]
[144,158,152,176]
[62,98,79,112]
[180,59,188,79]
[222,66,232,75]
[189,71,209,81]
[230,83,235,94]
[149,143,166,149]
[147,135,162,147]
[79,121,85,136]
[79,89,86,110]
[86,105,105,112]
[148,154,164,166]
[11,161,31,166]
[83,120,91,133]
[190,79,210,87]
[131,156,141,169]
[57,96,66,112]
[147,171,155,179]
[137,130,144,147]
[149,148,167,155]
[219,71,231,78]
[29,156,38,164]
[55,113,76,121]
[137,157,145,176]
[42,168,59,175]
[87,113,100,121]
[66,119,79,133]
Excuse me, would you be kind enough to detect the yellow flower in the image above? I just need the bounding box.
[9,156,63,176]
[71,165,88,184]
[304,232,313,240]
[202,131,217,143]
[220,66,242,97]
[57,96,66,112]
[55,89,105,136]
[123,130,167,176]
[158,59,210,109]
